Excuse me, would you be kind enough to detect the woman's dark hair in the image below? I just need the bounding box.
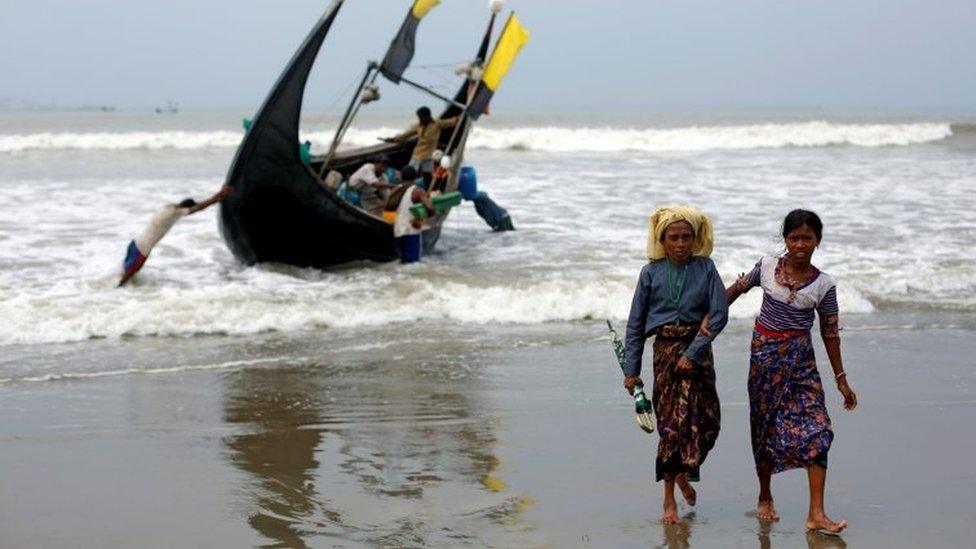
[782,209,823,241]
[179,198,197,208]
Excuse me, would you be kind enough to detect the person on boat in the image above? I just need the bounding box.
[429,150,452,194]
[386,106,458,183]
[392,166,435,264]
[624,205,728,525]
[118,185,231,287]
[348,155,393,215]
[725,209,857,535]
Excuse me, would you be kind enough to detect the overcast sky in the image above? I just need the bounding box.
[2,0,974,112]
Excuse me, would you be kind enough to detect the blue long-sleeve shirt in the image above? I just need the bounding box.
[624,256,729,377]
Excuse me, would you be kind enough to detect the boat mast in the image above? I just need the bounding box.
[320,61,380,174]
[318,66,468,177]
[444,6,499,159]
[318,0,503,176]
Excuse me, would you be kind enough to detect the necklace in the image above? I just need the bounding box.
[667,262,689,304]
[775,257,814,303]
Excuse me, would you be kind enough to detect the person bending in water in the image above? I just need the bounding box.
[725,209,857,535]
[624,205,728,525]
[118,185,231,286]
[391,166,435,264]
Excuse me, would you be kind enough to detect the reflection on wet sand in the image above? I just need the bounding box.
[754,519,848,549]
[757,519,773,549]
[805,531,848,549]
[222,366,330,547]
[222,356,532,546]
[658,511,695,549]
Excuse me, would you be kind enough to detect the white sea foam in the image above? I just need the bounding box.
[0,130,243,152]
[0,121,953,153]
[0,265,884,346]
[0,275,634,346]
[0,112,973,349]
[463,122,954,152]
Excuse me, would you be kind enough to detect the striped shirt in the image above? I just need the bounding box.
[744,256,839,332]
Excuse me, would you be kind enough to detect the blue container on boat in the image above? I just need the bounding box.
[458,166,478,200]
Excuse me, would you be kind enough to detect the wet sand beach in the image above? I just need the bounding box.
[2,318,975,548]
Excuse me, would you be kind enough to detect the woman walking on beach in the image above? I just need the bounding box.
[624,205,729,524]
[726,209,857,535]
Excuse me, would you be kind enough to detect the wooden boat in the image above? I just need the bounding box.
[219,0,524,268]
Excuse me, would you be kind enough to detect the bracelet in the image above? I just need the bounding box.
[835,371,847,381]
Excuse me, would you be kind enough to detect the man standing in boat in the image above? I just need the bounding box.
[385,106,458,185]
[118,185,231,286]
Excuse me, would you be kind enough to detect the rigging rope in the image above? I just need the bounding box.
[303,71,365,142]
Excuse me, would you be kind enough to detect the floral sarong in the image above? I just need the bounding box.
[748,324,833,474]
[651,324,721,482]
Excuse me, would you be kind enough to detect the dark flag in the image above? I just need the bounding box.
[468,13,529,120]
[380,0,440,83]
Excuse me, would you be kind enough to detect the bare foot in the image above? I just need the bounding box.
[806,514,847,535]
[661,500,680,525]
[676,476,697,506]
[756,499,780,521]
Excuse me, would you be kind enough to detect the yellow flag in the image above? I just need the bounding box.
[411,0,440,19]
[482,14,530,92]
[468,13,530,119]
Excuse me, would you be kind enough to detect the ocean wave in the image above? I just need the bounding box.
[0,121,953,154]
[0,277,626,345]
[462,121,954,152]
[0,130,243,152]
[0,271,881,346]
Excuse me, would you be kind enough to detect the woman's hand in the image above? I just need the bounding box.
[676,356,694,374]
[698,314,711,337]
[838,378,857,410]
[623,375,643,395]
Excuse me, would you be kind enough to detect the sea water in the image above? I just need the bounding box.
[0,110,974,378]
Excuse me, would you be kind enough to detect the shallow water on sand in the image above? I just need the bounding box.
[2,322,976,547]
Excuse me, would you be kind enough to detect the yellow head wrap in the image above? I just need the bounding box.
[646,205,714,260]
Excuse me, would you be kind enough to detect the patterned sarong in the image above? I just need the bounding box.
[748,324,833,474]
[651,324,721,482]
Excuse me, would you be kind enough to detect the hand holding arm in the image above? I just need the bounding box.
[684,261,729,362]
[188,185,232,214]
[726,272,751,305]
